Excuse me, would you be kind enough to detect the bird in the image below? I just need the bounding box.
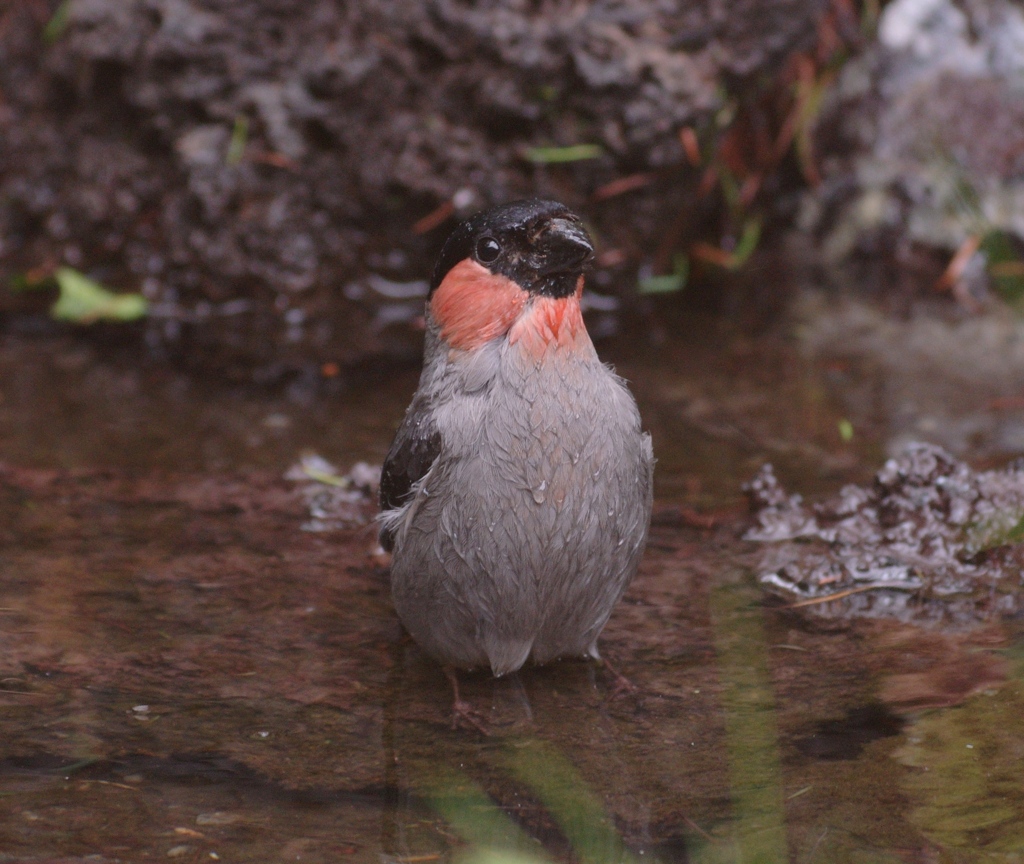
[378,198,654,718]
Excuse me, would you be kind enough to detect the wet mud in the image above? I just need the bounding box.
[747,442,1024,626]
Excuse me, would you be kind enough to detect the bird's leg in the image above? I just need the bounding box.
[443,666,489,734]
[597,654,639,700]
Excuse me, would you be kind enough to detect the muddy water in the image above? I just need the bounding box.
[2,304,1024,862]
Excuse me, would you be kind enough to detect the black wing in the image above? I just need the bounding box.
[379,404,442,551]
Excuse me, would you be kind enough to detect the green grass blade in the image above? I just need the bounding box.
[524,145,603,164]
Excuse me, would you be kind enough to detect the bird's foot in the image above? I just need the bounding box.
[444,666,490,734]
[608,674,639,701]
[599,656,640,700]
[450,698,490,734]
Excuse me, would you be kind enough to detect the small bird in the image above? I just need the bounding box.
[379,199,654,696]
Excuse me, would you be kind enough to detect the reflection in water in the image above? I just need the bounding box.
[0,456,992,861]
[379,638,636,864]
[895,652,1024,859]
[5,314,1024,861]
[500,740,639,864]
[381,728,644,864]
[704,571,787,864]
[379,570,791,864]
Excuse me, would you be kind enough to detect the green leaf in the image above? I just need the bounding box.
[639,273,685,294]
[714,98,738,129]
[838,418,854,442]
[639,255,689,294]
[9,274,37,293]
[1006,514,1024,544]
[226,114,249,166]
[981,230,1024,303]
[42,0,73,45]
[524,144,603,164]
[966,510,1024,552]
[300,466,350,488]
[730,217,762,268]
[718,166,741,210]
[51,268,148,324]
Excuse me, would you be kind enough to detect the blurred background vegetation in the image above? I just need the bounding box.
[1,0,1023,381]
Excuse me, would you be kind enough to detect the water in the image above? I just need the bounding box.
[2,304,1024,862]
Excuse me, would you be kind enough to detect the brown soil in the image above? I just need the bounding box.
[0,0,828,378]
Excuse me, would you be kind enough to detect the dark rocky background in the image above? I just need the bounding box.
[3,0,1022,381]
[0,0,838,378]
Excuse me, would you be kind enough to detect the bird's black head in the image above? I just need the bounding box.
[430,199,594,299]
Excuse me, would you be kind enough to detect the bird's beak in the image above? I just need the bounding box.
[538,217,594,275]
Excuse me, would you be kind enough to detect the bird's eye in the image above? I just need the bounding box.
[475,236,501,264]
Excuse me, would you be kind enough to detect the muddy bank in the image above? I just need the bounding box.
[0,0,833,377]
[748,442,1024,627]
[4,0,1024,384]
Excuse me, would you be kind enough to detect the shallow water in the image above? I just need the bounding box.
[2,304,1024,863]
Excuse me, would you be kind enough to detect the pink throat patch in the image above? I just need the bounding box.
[430,259,527,351]
[509,277,588,356]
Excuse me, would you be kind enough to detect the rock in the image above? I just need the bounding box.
[747,442,1024,626]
